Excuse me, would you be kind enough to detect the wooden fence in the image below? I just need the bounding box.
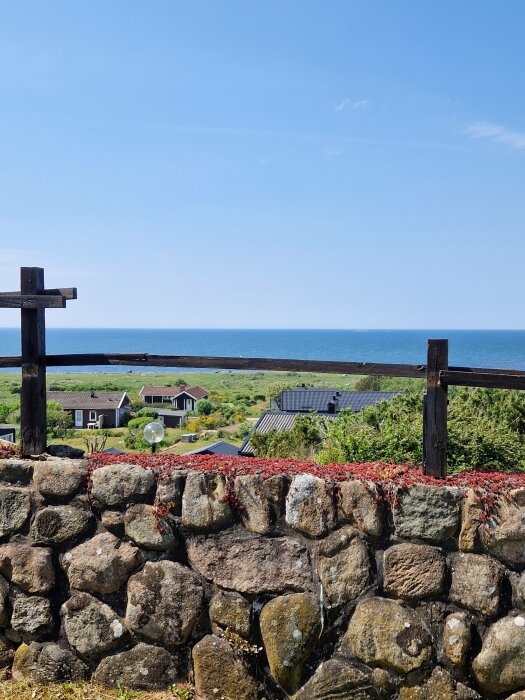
[2,268,525,476]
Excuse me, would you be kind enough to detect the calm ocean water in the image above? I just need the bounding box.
[0,328,524,373]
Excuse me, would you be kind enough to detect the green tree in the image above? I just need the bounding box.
[46,401,74,438]
[196,399,213,416]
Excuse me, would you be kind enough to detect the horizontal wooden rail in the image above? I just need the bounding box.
[440,370,525,391]
[2,352,525,386]
[35,353,430,377]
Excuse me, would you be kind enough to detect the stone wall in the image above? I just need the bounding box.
[1,456,525,698]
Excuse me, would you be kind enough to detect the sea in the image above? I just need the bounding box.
[0,328,524,374]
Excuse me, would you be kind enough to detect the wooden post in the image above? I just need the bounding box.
[20,267,47,455]
[423,339,448,478]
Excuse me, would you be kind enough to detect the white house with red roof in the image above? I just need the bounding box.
[138,384,209,411]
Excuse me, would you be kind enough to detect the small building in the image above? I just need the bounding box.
[154,409,187,429]
[240,411,336,456]
[47,391,131,429]
[184,440,240,456]
[0,426,17,443]
[139,385,210,411]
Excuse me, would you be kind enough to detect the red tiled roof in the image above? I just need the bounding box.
[185,386,209,400]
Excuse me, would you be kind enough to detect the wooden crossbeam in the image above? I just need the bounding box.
[0,294,66,309]
[0,287,77,300]
[0,267,77,455]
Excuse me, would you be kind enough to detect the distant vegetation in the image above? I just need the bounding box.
[2,371,524,472]
[252,387,525,473]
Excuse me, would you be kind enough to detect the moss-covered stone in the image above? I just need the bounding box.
[341,597,432,674]
[260,592,322,694]
[193,634,261,700]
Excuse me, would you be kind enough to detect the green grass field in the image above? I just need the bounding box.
[0,369,373,407]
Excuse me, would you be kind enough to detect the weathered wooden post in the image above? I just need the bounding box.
[423,338,448,478]
[0,268,76,456]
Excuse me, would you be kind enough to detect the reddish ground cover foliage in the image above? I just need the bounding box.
[86,452,525,500]
[0,442,17,459]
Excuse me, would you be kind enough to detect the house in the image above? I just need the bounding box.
[47,391,131,429]
[184,440,240,456]
[240,411,337,456]
[153,409,187,429]
[241,390,399,456]
[279,388,399,414]
[0,426,17,443]
[139,385,210,411]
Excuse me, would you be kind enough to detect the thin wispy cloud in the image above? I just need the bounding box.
[324,148,343,157]
[465,121,525,150]
[334,98,371,112]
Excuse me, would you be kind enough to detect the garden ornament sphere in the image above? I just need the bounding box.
[143,421,165,453]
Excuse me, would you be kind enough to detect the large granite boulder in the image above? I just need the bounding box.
[338,480,383,537]
[90,463,155,506]
[124,503,177,550]
[0,486,32,537]
[209,590,252,638]
[341,597,432,673]
[33,460,87,499]
[126,560,204,648]
[480,488,525,565]
[0,543,54,594]
[193,634,261,700]
[187,531,313,594]
[61,593,128,660]
[383,543,445,600]
[31,505,94,545]
[460,488,525,565]
[181,472,233,531]
[260,592,322,694]
[10,595,54,641]
[155,467,185,513]
[317,526,370,605]
[286,474,335,537]
[94,643,180,690]
[393,484,461,543]
[235,474,272,534]
[12,642,88,682]
[472,613,525,694]
[449,552,502,617]
[0,460,33,484]
[62,531,141,594]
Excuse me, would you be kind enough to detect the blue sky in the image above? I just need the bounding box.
[0,1,524,329]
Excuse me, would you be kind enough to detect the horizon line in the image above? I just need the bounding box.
[1,327,525,332]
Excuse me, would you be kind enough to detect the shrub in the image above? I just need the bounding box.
[46,401,73,438]
[251,414,326,460]
[127,416,155,430]
[196,399,213,416]
[354,375,384,392]
[137,409,159,418]
[318,388,525,472]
